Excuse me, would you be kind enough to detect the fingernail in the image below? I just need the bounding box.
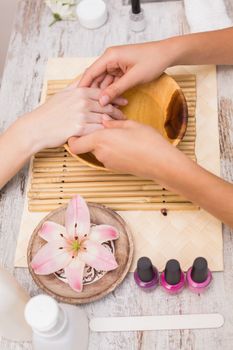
[122,99,128,105]
[100,95,110,106]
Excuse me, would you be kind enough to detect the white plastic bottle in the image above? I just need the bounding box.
[24,294,89,350]
[0,266,32,341]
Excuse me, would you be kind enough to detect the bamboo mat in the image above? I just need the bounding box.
[15,61,222,272]
[28,75,198,212]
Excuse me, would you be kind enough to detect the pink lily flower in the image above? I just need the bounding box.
[31,195,119,292]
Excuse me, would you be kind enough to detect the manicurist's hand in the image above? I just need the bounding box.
[78,41,175,105]
[68,119,233,228]
[69,120,176,178]
[68,120,186,180]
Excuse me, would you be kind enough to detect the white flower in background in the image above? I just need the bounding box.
[45,0,77,26]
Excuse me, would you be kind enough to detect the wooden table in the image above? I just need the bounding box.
[0,1,233,349]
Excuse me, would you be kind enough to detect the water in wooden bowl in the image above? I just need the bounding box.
[66,73,188,170]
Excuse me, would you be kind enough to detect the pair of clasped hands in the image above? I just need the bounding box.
[51,42,173,178]
[27,42,176,179]
[3,28,233,227]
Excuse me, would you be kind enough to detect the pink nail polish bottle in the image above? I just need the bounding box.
[160,259,185,294]
[134,257,159,291]
[186,257,212,293]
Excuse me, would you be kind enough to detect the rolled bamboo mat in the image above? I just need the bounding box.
[28,75,198,212]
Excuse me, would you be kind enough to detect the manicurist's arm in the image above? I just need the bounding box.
[77,27,233,104]
[68,120,233,228]
[171,26,233,66]
[0,86,125,189]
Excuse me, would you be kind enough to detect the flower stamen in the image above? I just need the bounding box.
[72,240,80,252]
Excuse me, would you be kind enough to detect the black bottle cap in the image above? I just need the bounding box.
[131,0,141,14]
[164,259,181,285]
[191,257,208,283]
[137,257,155,282]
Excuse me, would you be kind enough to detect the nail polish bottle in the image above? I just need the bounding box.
[186,257,212,293]
[160,259,185,294]
[134,257,159,291]
[130,0,146,33]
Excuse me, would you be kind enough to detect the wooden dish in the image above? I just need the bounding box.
[65,73,188,170]
[27,203,134,304]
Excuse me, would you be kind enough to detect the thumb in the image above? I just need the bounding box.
[103,119,138,129]
[99,66,142,106]
[67,134,96,155]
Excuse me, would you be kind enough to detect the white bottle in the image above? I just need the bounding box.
[24,295,89,350]
[0,266,32,341]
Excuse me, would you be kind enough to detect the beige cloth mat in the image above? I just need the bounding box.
[14,59,223,272]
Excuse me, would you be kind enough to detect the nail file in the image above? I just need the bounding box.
[90,314,224,332]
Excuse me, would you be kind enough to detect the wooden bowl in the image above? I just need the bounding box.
[65,73,188,170]
[27,203,134,304]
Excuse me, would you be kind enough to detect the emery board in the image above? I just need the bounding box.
[90,313,224,332]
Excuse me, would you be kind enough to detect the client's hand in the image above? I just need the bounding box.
[20,85,126,152]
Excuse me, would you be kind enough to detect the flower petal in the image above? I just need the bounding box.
[39,221,66,242]
[80,241,118,271]
[64,258,85,293]
[89,225,119,243]
[65,195,90,239]
[31,242,71,275]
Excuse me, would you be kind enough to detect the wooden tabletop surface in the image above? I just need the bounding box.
[0,1,233,349]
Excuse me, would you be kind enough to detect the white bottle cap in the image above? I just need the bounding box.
[76,0,108,29]
[24,295,59,333]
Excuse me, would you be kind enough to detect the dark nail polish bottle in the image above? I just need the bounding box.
[134,257,159,291]
[186,257,212,293]
[160,259,185,294]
